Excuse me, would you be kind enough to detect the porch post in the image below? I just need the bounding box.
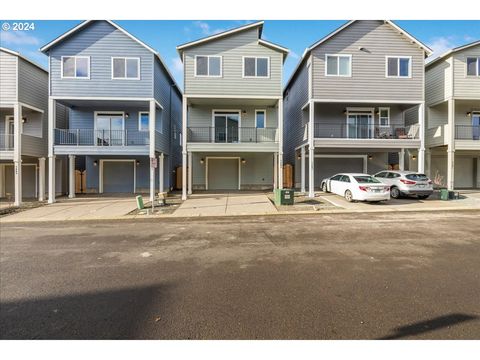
[278,98,284,190]
[182,96,187,200]
[38,157,46,201]
[447,98,455,190]
[159,153,164,193]
[273,152,278,190]
[399,148,405,171]
[0,165,5,198]
[187,151,192,195]
[13,103,22,206]
[425,149,431,177]
[48,98,56,203]
[308,101,315,198]
[417,102,425,173]
[149,100,156,202]
[301,146,306,193]
[68,155,75,198]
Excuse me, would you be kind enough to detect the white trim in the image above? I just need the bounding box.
[205,157,241,191]
[257,39,289,58]
[378,107,390,127]
[60,56,90,79]
[194,55,222,77]
[255,109,267,128]
[311,98,423,104]
[346,108,374,139]
[94,111,125,146]
[99,159,136,194]
[111,57,140,80]
[0,47,48,73]
[211,109,242,143]
[311,154,368,173]
[5,115,14,137]
[185,94,282,100]
[426,40,480,68]
[385,56,412,78]
[465,56,480,77]
[138,111,149,132]
[18,102,45,114]
[325,54,352,77]
[242,56,270,78]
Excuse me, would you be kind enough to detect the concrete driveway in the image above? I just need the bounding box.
[1,195,139,222]
[172,192,277,217]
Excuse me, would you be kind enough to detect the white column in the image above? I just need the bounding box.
[48,98,56,204]
[278,98,284,190]
[301,146,306,193]
[149,100,156,202]
[38,157,46,201]
[187,151,192,195]
[308,101,315,198]
[68,155,75,198]
[273,153,278,190]
[0,165,5,198]
[182,96,187,200]
[399,148,405,171]
[447,98,455,190]
[417,102,425,173]
[13,103,22,206]
[425,149,431,177]
[159,153,164,193]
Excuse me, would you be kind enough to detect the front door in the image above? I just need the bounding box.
[472,113,480,140]
[95,113,124,146]
[347,113,373,139]
[214,112,239,143]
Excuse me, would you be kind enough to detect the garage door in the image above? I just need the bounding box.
[4,165,36,198]
[208,158,239,190]
[103,161,135,193]
[431,156,475,188]
[314,157,364,186]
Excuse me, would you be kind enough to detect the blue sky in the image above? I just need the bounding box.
[1,20,479,89]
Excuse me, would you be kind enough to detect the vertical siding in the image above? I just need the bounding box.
[453,45,480,99]
[283,61,309,165]
[311,20,425,102]
[183,28,283,97]
[425,58,452,105]
[0,50,17,103]
[49,21,154,98]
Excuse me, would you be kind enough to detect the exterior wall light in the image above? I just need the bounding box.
[466,112,472,117]
[93,160,98,166]
[136,160,140,166]
[200,158,204,164]
[125,113,130,118]
[241,158,246,164]
[412,155,417,160]
[368,155,373,160]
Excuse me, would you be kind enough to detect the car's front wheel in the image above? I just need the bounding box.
[418,195,430,199]
[321,182,328,193]
[390,186,401,199]
[344,190,353,202]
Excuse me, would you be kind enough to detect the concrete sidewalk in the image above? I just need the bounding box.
[172,192,277,217]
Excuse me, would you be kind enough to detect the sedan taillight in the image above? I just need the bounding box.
[400,179,416,185]
[359,186,368,192]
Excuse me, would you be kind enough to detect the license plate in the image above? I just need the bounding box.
[371,188,381,193]
[417,184,426,188]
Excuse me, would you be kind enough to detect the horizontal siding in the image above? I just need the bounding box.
[0,51,17,103]
[69,107,149,132]
[453,45,480,99]
[426,58,451,105]
[49,21,153,98]
[188,105,278,128]
[184,28,282,97]
[21,134,46,157]
[312,20,425,102]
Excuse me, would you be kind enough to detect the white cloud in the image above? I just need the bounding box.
[0,31,40,46]
[426,36,457,63]
[289,51,300,60]
[171,57,183,73]
[193,21,225,36]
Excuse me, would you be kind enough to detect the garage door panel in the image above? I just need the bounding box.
[4,165,36,198]
[208,159,238,190]
[103,161,134,193]
[314,157,364,186]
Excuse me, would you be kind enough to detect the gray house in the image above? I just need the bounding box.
[283,20,432,197]
[425,40,480,190]
[0,47,68,206]
[40,20,182,203]
[177,21,288,199]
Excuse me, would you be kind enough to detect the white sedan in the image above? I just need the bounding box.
[321,173,391,202]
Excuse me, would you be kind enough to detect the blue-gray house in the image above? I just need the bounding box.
[40,20,182,203]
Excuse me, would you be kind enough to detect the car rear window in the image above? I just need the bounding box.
[406,173,429,181]
[354,176,381,184]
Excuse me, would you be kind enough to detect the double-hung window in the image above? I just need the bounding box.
[138,112,149,131]
[325,54,351,76]
[62,56,90,79]
[378,107,390,127]
[243,57,269,77]
[386,56,411,78]
[112,57,140,79]
[195,55,222,77]
[466,57,480,76]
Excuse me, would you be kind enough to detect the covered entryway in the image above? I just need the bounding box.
[207,157,240,190]
[3,164,37,198]
[100,160,135,193]
[314,155,367,186]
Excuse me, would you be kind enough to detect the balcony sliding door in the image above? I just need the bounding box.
[213,111,239,143]
[347,112,373,139]
[473,113,480,141]
[95,113,124,146]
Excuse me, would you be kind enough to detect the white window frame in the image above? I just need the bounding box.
[194,55,222,77]
[138,111,149,132]
[466,57,480,77]
[385,56,412,78]
[378,107,390,128]
[324,54,352,77]
[255,109,267,128]
[61,56,90,79]
[93,111,125,146]
[111,57,140,80]
[242,56,270,78]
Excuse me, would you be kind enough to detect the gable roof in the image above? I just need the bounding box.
[40,20,182,95]
[176,21,289,61]
[426,40,480,68]
[284,20,433,93]
[0,47,48,73]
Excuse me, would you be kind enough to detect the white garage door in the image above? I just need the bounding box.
[102,161,135,193]
[315,157,365,186]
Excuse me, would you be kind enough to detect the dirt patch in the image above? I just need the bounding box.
[266,192,337,212]
[128,193,184,216]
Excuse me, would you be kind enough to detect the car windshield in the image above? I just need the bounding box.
[406,173,429,181]
[354,176,381,184]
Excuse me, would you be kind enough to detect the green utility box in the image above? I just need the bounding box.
[136,195,144,209]
[440,189,449,201]
[274,189,294,206]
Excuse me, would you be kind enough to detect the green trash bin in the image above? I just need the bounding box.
[274,189,294,206]
[440,188,449,201]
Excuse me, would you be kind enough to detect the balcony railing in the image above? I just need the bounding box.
[455,125,480,140]
[54,129,149,146]
[312,123,420,140]
[0,133,14,150]
[187,127,278,143]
